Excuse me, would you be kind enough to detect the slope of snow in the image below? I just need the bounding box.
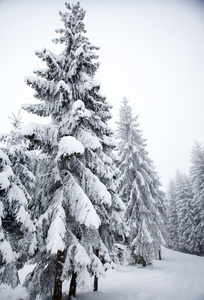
[1,247,204,299]
[73,247,204,300]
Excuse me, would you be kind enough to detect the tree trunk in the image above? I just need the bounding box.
[94,275,98,292]
[53,250,65,300]
[68,271,77,299]
[158,249,162,260]
[141,256,147,267]
[93,248,99,292]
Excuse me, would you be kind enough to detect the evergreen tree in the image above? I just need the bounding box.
[1,111,37,201]
[166,178,178,250]
[0,149,36,288]
[190,142,204,255]
[21,3,125,299]
[175,171,195,253]
[180,173,196,253]
[0,112,37,289]
[116,97,167,266]
[167,170,198,254]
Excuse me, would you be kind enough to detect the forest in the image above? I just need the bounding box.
[0,2,203,300]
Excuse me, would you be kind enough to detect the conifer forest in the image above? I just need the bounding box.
[0,2,204,300]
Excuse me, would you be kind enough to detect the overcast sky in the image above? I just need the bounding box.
[0,0,204,190]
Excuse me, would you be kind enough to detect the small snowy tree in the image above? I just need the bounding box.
[190,142,204,255]
[116,97,167,266]
[167,169,198,254]
[174,171,195,253]
[167,178,179,250]
[0,112,37,289]
[0,149,36,288]
[0,111,36,201]
[21,3,125,299]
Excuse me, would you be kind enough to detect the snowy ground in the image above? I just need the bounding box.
[1,247,204,300]
[72,247,204,300]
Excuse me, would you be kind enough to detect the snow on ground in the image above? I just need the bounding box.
[1,247,204,300]
[74,247,204,300]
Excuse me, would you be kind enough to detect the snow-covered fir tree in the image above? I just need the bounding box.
[116,97,167,267]
[166,178,179,250]
[0,148,36,288]
[190,142,204,255]
[173,171,195,253]
[21,3,125,299]
[167,146,204,255]
[0,112,37,289]
[0,111,37,201]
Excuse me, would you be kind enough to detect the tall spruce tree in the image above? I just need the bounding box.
[116,97,167,266]
[190,142,204,255]
[21,3,125,299]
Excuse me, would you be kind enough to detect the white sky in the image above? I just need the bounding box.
[0,0,204,190]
